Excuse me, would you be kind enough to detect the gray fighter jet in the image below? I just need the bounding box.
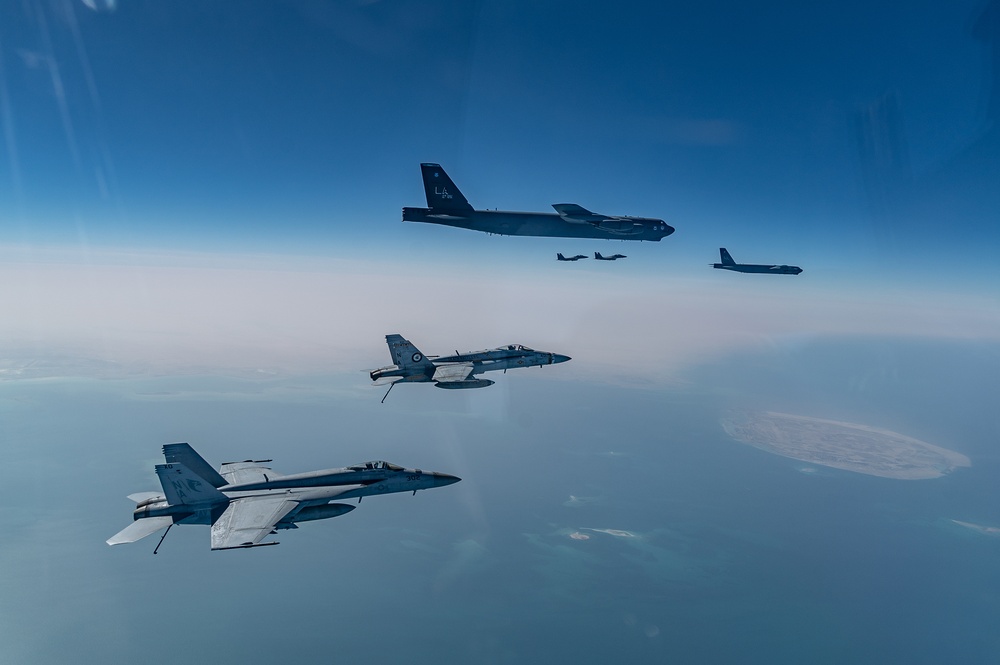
[594,252,627,261]
[402,163,674,241]
[712,248,802,275]
[557,253,587,261]
[370,334,570,400]
[107,443,460,552]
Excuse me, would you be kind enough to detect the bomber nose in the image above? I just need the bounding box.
[432,472,461,487]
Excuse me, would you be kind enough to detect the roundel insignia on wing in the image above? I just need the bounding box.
[412,353,423,362]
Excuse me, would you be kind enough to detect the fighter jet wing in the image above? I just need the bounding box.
[210,496,299,550]
[432,363,476,383]
[220,461,280,486]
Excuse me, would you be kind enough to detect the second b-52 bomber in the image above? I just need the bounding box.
[712,248,802,275]
[107,443,459,552]
[403,163,674,241]
[370,334,570,401]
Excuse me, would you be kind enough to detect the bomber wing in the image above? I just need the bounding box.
[552,203,607,223]
[432,363,476,383]
[210,495,299,550]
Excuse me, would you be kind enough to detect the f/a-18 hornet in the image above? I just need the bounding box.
[403,163,674,241]
[594,252,626,261]
[712,247,802,275]
[370,334,571,401]
[107,443,460,552]
[557,253,587,261]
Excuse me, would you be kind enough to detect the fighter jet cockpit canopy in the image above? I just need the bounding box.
[349,461,405,472]
[504,344,533,352]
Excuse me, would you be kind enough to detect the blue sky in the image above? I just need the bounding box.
[2,6,1000,663]
[1,0,997,283]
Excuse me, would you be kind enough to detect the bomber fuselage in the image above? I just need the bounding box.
[402,207,673,241]
[713,263,802,275]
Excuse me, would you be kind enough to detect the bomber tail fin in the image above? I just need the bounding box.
[385,334,436,372]
[719,248,736,265]
[420,163,473,212]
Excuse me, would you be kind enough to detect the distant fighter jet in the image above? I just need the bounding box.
[712,248,802,275]
[370,334,570,401]
[402,163,674,241]
[107,443,459,552]
[557,253,587,261]
[594,252,626,261]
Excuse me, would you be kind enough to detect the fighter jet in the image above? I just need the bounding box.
[557,253,587,261]
[712,248,802,275]
[402,163,674,241]
[594,252,627,261]
[107,443,460,552]
[370,334,570,401]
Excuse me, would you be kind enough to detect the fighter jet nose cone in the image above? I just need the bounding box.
[553,354,571,364]
[434,473,461,487]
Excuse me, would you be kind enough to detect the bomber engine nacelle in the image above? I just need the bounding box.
[434,379,495,390]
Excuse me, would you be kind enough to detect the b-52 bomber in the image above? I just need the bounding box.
[712,247,802,275]
[403,163,674,241]
[370,334,570,401]
[594,252,626,261]
[557,253,587,261]
[107,443,460,552]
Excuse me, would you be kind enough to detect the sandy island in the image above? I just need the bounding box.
[721,411,970,480]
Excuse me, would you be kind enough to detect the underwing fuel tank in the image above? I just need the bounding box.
[290,503,356,523]
[435,379,495,389]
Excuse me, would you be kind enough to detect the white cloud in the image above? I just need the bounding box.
[0,246,996,382]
